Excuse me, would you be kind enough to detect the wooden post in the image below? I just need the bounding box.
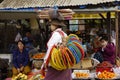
[45,19,49,42]
[115,11,119,58]
[4,21,7,52]
[107,12,111,42]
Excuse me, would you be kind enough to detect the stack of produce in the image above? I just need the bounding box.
[75,72,89,78]
[28,72,45,80]
[72,70,90,79]
[12,73,27,80]
[96,61,113,73]
[28,74,44,80]
[50,34,84,70]
[32,53,45,59]
[97,70,116,79]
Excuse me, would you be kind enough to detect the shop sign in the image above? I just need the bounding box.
[72,12,115,19]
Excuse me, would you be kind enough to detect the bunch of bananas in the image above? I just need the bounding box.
[12,73,27,80]
[50,34,84,70]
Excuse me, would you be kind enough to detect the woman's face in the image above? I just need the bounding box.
[18,41,24,50]
[50,24,56,31]
[100,40,108,47]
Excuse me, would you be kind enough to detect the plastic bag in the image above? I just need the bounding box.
[15,32,22,42]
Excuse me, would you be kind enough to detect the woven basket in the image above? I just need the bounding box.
[81,58,93,69]
[32,59,43,69]
[116,57,120,67]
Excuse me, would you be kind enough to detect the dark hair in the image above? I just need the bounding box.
[99,34,109,41]
[17,40,25,45]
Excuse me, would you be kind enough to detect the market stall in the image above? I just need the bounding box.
[72,61,120,80]
[71,9,120,80]
[10,52,45,80]
[1,0,120,80]
[29,9,120,80]
[3,8,120,80]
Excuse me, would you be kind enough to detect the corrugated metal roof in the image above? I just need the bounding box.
[0,0,119,20]
[0,0,118,9]
[0,11,37,19]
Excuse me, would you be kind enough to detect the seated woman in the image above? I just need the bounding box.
[12,40,31,77]
[99,34,115,65]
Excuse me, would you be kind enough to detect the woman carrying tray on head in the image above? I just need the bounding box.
[41,18,72,80]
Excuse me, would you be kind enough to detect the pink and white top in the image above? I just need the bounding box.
[44,28,67,64]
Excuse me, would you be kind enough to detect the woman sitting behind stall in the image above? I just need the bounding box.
[99,34,115,65]
[12,40,31,77]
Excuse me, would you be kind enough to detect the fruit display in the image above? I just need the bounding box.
[97,70,116,79]
[96,61,113,72]
[12,73,27,80]
[75,72,89,78]
[73,70,90,79]
[32,53,45,59]
[28,74,44,80]
[97,61,113,67]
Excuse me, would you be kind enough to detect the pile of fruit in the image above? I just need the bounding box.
[32,53,45,59]
[28,74,45,80]
[97,61,113,67]
[12,73,27,80]
[74,72,89,78]
[96,61,113,72]
[97,70,116,79]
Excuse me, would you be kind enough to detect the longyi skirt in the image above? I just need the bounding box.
[44,67,72,80]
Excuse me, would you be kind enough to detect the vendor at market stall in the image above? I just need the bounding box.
[12,40,31,77]
[99,34,116,65]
